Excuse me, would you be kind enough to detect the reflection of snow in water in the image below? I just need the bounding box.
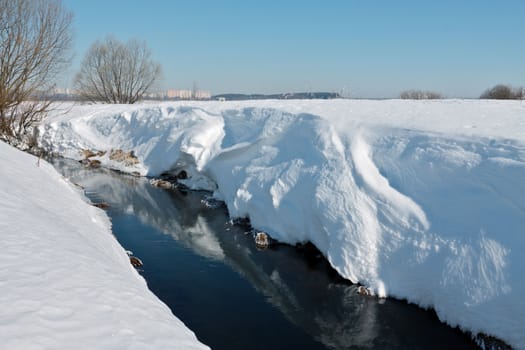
[184,216,225,260]
[54,158,226,262]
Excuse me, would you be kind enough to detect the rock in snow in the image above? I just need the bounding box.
[38,99,525,348]
[0,141,209,349]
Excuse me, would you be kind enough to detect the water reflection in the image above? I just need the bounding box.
[56,158,225,261]
[52,158,477,350]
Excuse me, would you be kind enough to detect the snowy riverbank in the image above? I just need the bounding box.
[0,141,209,349]
[39,99,525,348]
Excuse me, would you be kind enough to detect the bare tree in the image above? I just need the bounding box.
[75,37,162,104]
[480,84,523,99]
[0,0,73,146]
[400,90,442,100]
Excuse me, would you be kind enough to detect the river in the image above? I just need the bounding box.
[51,158,478,350]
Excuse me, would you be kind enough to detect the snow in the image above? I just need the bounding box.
[0,141,209,350]
[39,99,525,348]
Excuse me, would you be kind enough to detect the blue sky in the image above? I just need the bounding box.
[63,0,524,98]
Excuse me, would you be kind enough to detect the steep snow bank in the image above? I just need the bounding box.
[39,100,525,348]
[0,141,209,350]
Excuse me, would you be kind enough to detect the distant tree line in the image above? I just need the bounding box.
[399,85,525,100]
[480,84,524,100]
[212,92,341,101]
[399,90,442,100]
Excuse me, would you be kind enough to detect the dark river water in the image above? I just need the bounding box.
[51,158,478,350]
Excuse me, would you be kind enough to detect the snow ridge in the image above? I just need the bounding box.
[39,100,525,349]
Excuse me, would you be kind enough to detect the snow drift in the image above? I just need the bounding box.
[0,141,209,350]
[39,100,525,348]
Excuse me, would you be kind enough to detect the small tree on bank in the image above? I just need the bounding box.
[0,0,73,146]
[75,37,162,104]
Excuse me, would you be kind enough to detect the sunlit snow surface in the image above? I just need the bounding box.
[39,99,525,348]
[0,142,210,350]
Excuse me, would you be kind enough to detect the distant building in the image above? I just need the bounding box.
[166,89,192,99]
[193,90,211,100]
[51,87,72,95]
[165,89,211,100]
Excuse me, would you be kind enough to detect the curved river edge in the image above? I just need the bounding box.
[47,154,512,350]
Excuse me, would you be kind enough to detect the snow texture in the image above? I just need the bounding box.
[0,141,209,350]
[39,99,525,349]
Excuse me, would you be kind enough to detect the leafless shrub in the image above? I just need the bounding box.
[480,84,524,99]
[0,0,73,146]
[75,37,162,104]
[400,90,443,100]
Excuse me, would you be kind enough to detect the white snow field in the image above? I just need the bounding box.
[39,99,525,348]
[0,141,210,350]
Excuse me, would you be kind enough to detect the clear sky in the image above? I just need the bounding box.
[62,0,524,98]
